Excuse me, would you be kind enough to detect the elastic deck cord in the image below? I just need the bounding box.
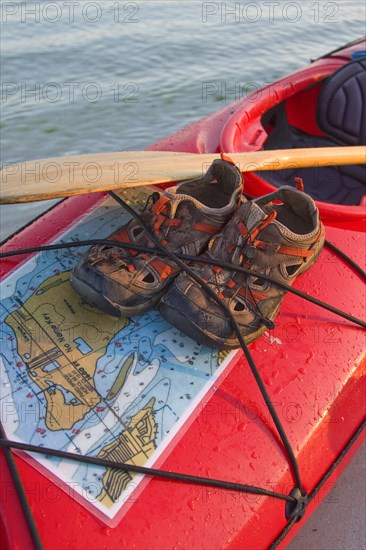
[0,191,365,549]
[0,439,295,504]
[109,191,303,489]
[270,417,366,549]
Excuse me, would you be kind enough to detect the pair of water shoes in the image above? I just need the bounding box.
[71,157,325,350]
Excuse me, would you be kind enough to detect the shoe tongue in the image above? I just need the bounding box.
[209,201,266,263]
[245,201,266,230]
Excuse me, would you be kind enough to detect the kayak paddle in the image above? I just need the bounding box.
[1,146,365,204]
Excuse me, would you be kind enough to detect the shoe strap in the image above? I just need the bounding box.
[149,259,174,280]
[151,195,171,214]
[277,245,315,258]
[193,222,219,234]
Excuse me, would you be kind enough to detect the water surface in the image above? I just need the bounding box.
[1,0,365,239]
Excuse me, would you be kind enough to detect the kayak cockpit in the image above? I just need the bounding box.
[260,58,366,205]
[219,44,366,229]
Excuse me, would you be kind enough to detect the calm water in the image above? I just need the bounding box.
[1,0,365,239]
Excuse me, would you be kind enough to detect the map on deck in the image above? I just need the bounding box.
[0,188,237,525]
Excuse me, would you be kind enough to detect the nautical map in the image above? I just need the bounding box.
[0,188,237,524]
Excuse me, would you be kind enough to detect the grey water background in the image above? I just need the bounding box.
[1,1,365,548]
[1,0,365,240]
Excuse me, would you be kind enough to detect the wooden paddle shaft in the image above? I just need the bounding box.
[1,146,365,204]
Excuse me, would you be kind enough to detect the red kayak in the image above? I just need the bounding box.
[1,38,365,549]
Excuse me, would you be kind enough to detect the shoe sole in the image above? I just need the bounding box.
[70,274,163,318]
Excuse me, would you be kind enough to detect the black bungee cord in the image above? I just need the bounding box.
[107,191,304,491]
[0,191,365,549]
[0,438,295,504]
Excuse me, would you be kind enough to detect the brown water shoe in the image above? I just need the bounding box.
[159,186,325,349]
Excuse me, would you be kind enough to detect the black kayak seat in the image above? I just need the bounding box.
[260,58,366,205]
[317,58,366,146]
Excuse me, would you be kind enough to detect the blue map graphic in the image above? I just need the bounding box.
[0,189,235,524]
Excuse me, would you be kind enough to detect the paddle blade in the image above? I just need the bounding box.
[0,152,197,204]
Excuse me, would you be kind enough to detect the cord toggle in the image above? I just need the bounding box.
[285,487,308,521]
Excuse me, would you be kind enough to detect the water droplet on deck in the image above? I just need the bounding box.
[187,499,195,511]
